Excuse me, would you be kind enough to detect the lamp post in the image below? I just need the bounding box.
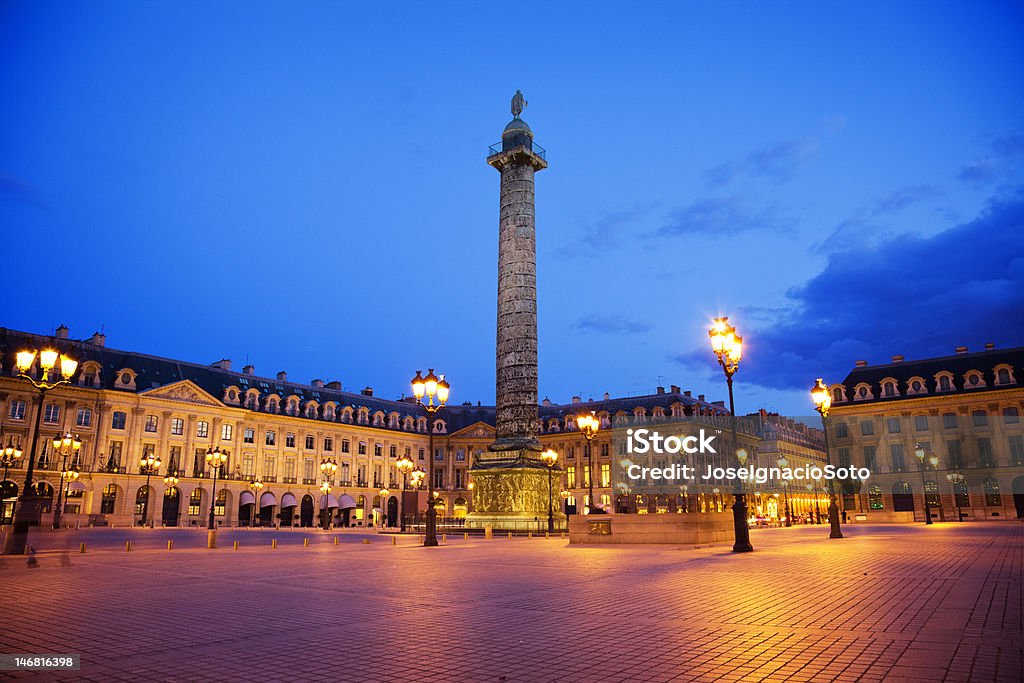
[50,433,82,529]
[806,483,822,524]
[946,472,965,522]
[411,369,450,548]
[139,450,162,528]
[559,488,570,517]
[320,480,333,530]
[205,446,227,532]
[810,378,843,539]
[396,451,414,532]
[577,412,603,515]
[163,474,179,527]
[776,456,792,527]
[55,465,80,530]
[5,348,78,555]
[0,441,24,523]
[378,486,390,528]
[541,449,558,533]
[914,445,939,525]
[249,478,264,527]
[709,317,754,553]
[319,458,337,528]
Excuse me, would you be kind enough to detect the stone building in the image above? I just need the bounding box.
[826,345,1024,521]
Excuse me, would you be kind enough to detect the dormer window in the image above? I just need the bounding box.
[936,373,953,392]
[881,379,897,398]
[854,383,873,401]
[994,366,1015,385]
[906,378,926,395]
[964,371,985,389]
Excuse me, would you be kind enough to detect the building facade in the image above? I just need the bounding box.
[827,345,1024,521]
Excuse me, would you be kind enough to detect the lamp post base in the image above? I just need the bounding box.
[731,495,753,553]
[828,500,843,539]
[424,507,438,546]
[207,530,217,549]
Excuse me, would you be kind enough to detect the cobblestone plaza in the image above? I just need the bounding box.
[1,523,1020,682]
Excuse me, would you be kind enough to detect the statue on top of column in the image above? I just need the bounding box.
[511,90,527,118]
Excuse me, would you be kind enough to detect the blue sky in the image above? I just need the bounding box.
[2,1,1023,416]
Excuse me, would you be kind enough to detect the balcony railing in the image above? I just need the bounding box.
[488,141,546,160]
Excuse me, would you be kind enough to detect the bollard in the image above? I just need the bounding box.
[207,530,217,549]
[392,536,397,546]
[561,532,565,539]
[362,538,370,545]
[442,534,446,544]
[334,536,338,546]
[79,542,87,554]
[484,524,493,540]
[464,532,468,541]
[304,537,309,547]
[125,540,132,552]
[233,540,239,550]
[272,538,278,549]
[167,540,174,550]
[545,532,549,539]
[528,532,532,539]
[508,532,512,540]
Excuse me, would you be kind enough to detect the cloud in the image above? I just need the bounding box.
[574,314,652,335]
[871,184,942,215]
[555,203,656,259]
[678,187,1024,391]
[956,130,1024,187]
[651,196,785,238]
[706,138,819,187]
[957,160,999,186]
[992,130,1024,157]
[817,184,944,253]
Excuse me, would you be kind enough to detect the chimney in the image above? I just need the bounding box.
[211,359,232,371]
[656,386,665,395]
[326,380,342,390]
[892,355,904,363]
[712,400,725,408]
[361,387,373,396]
[855,360,868,367]
[603,392,610,400]
[698,394,705,402]
[243,364,255,376]
[571,395,581,404]
[276,371,287,381]
[955,346,968,355]
[985,342,995,351]
[55,324,69,339]
[670,384,680,394]
[542,397,552,406]
[311,379,324,388]
[89,331,106,347]
[684,390,692,397]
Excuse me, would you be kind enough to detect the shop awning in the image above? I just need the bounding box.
[281,493,297,508]
[239,491,255,506]
[259,492,277,507]
[338,494,357,510]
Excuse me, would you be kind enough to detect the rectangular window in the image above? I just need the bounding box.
[357,465,366,486]
[9,400,26,420]
[244,428,255,444]
[417,448,424,461]
[171,418,184,435]
[566,465,576,488]
[144,415,158,432]
[111,411,127,430]
[1009,436,1024,466]
[373,465,382,487]
[196,421,209,438]
[263,456,276,479]
[390,445,397,458]
[600,443,609,457]
[358,442,367,455]
[834,422,849,438]
[977,438,995,467]
[284,457,296,480]
[44,404,60,424]
[838,447,851,469]
[972,411,988,427]
[943,413,958,429]
[600,463,610,487]
[374,444,383,457]
[456,449,466,462]
[265,430,275,446]
[342,439,350,453]
[305,435,315,450]
[168,446,181,474]
[193,448,206,477]
[891,444,906,472]
[947,439,964,469]
[214,490,226,517]
[583,466,591,487]
[324,437,333,452]
[76,408,92,427]
[1003,407,1021,424]
[455,469,464,489]
[863,446,877,471]
[243,454,255,478]
[188,490,202,516]
[435,448,444,461]
[340,462,351,484]
[286,433,295,448]
[886,417,901,434]
[221,423,233,441]
[914,415,929,432]
[303,458,315,482]
[860,421,874,436]
[433,469,444,489]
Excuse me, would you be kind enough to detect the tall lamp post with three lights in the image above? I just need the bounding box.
[709,317,754,553]
[915,444,939,525]
[411,369,450,547]
[5,348,78,555]
[51,433,82,529]
[205,446,227,548]
[577,412,603,515]
[396,451,414,532]
[139,450,162,528]
[811,378,843,539]
[541,449,559,533]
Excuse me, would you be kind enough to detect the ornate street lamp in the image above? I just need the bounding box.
[776,456,792,527]
[56,465,80,530]
[577,412,603,515]
[378,486,390,528]
[811,378,843,539]
[5,348,77,555]
[396,451,414,532]
[138,450,162,528]
[51,433,82,529]
[915,444,939,525]
[410,369,450,547]
[1,440,24,523]
[946,472,965,522]
[540,449,559,533]
[205,446,227,532]
[249,478,265,527]
[320,480,333,530]
[709,317,753,552]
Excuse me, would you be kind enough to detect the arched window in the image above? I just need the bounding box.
[937,374,953,392]
[892,482,914,512]
[101,484,118,514]
[215,489,228,516]
[983,478,1001,506]
[868,484,884,510]
[881,379,897,398]
[188,489,203,515]
[995,367,1014,385]
[135,486,149,516]
[832,387,844,402]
